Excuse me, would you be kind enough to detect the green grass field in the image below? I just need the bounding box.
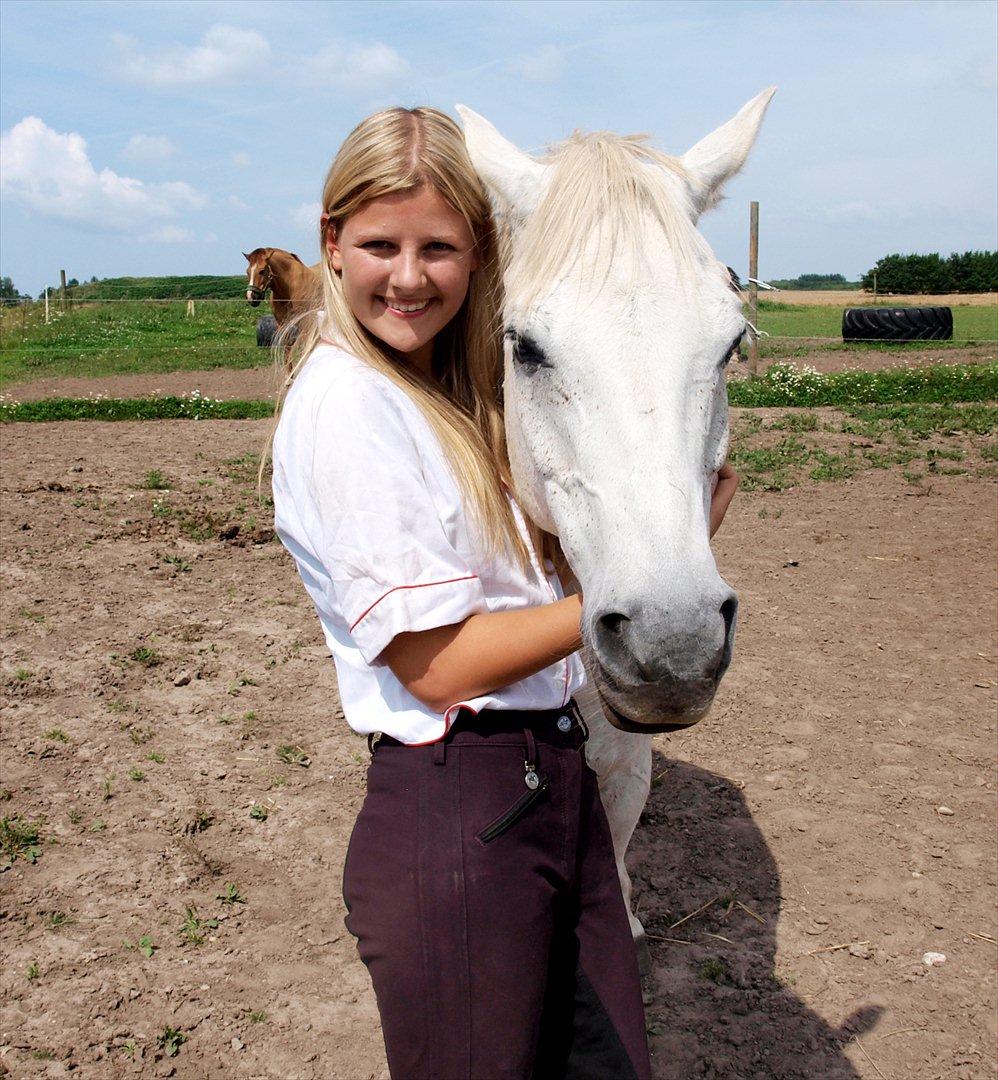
[754,299,997,342]
[0,293,995,388]
[0,300,263,385]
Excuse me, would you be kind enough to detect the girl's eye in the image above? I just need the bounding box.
[360,240,394,252]
[425,242,455,253]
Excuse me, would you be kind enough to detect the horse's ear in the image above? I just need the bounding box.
[242,252,250,261]
[457,105,547,219]
[680,87,776,218]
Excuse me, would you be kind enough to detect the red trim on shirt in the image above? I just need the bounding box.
[349,575,480,633]
[407,701,479,747]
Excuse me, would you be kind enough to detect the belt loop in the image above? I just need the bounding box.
[523,726,538,768]
[433,738,447,766]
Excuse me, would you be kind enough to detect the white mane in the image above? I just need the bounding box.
[499,132,716,308]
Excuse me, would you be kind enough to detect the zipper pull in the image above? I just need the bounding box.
[524,760,540,790]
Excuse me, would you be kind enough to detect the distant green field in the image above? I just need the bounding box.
[46,275,248,300]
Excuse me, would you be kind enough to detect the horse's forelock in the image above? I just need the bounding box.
[505,133,711,307]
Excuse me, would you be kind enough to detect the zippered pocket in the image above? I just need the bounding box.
[476,775,550,844]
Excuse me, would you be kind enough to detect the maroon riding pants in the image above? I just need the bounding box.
[342,702,652,1080]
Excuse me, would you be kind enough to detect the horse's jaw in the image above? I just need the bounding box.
[589,657,719,734]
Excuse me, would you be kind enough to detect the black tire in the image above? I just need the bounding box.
[256,315,278,347]
[842,306,953,342]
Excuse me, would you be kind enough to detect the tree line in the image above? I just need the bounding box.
[860,251,997,294]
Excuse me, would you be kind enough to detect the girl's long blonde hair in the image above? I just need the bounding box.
[259,106,559,579]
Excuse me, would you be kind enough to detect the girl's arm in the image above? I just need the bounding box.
[709,461,739,538]
[380,594,583,713]
[380,462,738,713]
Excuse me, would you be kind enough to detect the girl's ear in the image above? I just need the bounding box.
[322,213,342,272]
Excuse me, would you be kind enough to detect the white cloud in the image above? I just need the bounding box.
[301,39,410,91]
[1,116,205,233]
[111,24,270,88]
[232,152,251,168]
[121,133,176,163]
[293,201,322,232]
[511,45,567,84]
[823,202,879,224]
[142,225,196,243]
[227,195,250,211]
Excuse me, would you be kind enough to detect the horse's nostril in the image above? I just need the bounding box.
[720,596,737,640]
[599,612,629,635]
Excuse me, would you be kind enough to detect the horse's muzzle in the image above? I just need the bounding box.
[585,589,738,732]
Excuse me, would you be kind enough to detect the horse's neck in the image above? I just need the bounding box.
[267,252,302,301]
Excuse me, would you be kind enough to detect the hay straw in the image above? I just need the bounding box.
[852,1035,890,1080]
[667,896,718,931]
[806,939,870,956]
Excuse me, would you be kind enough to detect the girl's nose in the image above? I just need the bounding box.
[390,249,426,293]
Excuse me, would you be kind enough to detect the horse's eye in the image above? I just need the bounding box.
[721,330,744,367]
[505,330,550,371]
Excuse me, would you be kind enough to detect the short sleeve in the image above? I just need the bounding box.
[305,372,489,665]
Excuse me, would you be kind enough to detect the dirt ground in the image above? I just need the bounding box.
[3,343,995,406]
[1,398,996,1079]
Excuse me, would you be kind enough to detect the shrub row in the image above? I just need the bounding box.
[728,363,998,408]
[2,365,995,423]
[0,391,274,423]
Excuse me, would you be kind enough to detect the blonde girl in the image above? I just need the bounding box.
[268,106,735,1079]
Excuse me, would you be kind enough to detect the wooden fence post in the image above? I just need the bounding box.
[60,269,68,313]
[45,287,50,325]
[748,201,759,379]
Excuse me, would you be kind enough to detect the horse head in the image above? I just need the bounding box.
[244,248,274,306]
[460,89,775,733]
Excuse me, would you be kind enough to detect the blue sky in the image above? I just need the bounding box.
[2,0,996,295]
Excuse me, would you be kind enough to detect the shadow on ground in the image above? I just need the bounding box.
[638,753,882,1079]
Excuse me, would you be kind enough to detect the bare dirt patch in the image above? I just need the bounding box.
[1,418,995,1079]
[767,291,998,308]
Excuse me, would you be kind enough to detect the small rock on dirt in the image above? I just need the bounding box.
[923,951,947,966]
[173,672,191,687]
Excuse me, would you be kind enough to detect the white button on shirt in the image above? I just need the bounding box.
[270,342,587,745]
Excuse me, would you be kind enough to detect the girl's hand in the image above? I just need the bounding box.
[709,461,739,538]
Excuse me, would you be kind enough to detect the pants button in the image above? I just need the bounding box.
[556,715,572,733]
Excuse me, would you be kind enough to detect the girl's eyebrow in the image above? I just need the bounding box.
[353,228,465,244]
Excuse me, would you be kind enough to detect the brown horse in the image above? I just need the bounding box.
[243,246,322,336]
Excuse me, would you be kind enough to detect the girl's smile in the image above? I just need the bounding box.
[326,185,478,377]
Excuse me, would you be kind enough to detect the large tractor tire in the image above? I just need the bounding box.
[256,315,278,347]
[842,306,953,342]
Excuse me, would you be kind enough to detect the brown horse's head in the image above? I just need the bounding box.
[244,248,273,306]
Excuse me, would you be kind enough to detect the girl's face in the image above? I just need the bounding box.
[326,185,478,376]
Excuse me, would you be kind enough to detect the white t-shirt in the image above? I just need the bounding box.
[271,342,586,745]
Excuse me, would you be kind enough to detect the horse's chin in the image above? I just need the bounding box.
[247,297,261,307]
[591,664,714,734]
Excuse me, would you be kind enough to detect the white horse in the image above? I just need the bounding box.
[460,89,775,969]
